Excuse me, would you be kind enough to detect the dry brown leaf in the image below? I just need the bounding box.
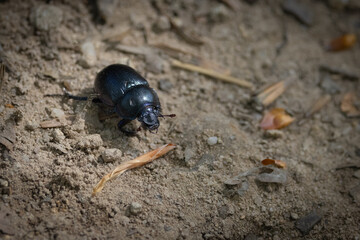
[341,92,360,117]
[92,143,176,196]
[260,108,295,130]
[327,34,357,52]
[4,104,14,108]
[261,159,287,169]
[255,80,292,106]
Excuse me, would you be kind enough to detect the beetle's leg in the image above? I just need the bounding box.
[117,119,141,136]
[45,88,89,101]
[91,98,102,103]
[64,93,88,101]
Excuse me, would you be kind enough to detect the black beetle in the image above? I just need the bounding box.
[59,64,175,134]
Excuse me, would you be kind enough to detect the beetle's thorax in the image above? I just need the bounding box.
[115,85,160,120]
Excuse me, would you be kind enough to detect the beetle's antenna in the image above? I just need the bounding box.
[159,114,176,118]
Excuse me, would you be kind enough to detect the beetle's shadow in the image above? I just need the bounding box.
[61,88,140,151]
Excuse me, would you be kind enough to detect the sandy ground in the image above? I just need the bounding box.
[0,0,360,239]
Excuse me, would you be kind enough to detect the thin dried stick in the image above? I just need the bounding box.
[92,143,176,196]
[103,29,131,43]
[171,59,253,89]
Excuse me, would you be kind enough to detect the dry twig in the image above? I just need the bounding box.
[171,59,253,89]
[92,143,176,196]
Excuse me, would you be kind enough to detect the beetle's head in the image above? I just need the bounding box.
[138,106,160,132]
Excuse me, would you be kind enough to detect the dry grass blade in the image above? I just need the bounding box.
[113,44,150,56]
[255,80,290,106]
[92,143,176,196]
[305,95,331,118]
[171,59,253,89]
[103,29,131,43]
[151,43,230,74]
[40,115,75,128]
[150,42,194,56]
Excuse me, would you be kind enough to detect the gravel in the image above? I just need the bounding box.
[101,148,123,163]
[207,136,218,145]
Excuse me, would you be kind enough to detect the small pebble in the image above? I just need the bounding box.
[207,136,218,146]
[43,68,59,80]
[50,108,65,119]
[296,211,322,235]
[349,184,360,203]
[118,215,130,226]
[78,40,97,68]
[30,5,63,31]
[153,15,171,33]
[291,212,299,220]
[320,75,340,94]
[184,147,194,163]
[282,0,313,26]
[353,170,360,179]
[96,0,118,23]
[209,5,230,23]
[71,118,85,132]
[25,121,38,131]
[0,178,9,187]
[77,134,103,149]
[127,202,142,216]
[52,129,65,142]
[101,148,122,163]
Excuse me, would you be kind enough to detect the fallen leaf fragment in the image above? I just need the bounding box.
[4,104,14,108]
[261,158,287,168]
[260,108,295,130]
[255,80,292,106]
[92,143,176,196]
[341,92,360,117]
[327,34,357,52]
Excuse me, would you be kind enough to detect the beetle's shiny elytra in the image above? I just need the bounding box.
[58,64,175,135]
[94,64,163,134]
